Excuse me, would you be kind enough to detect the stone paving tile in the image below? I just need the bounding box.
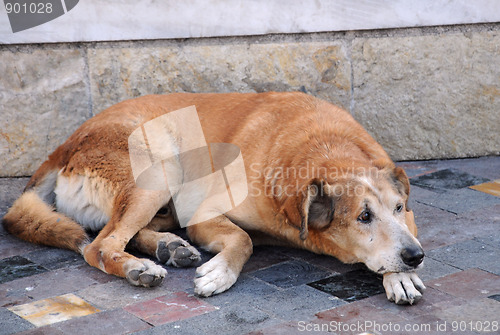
[0,178,29,235]
[251,285,345,320]
[7,293,99,327]
[15,326,64,335]
[415,257,461,282]
[315,297,404,335]
[0,267,102,308]
[436,156,500,180]
[474,234,500,248]
[406,201,462,251]
[410,168,490,193]
[267,246,362,274]
[407,185,439,211]
[53,309,151,334]
[138,303,278,335]
[364,286,464,321]
[433,297,500,330]
[124,292,217,326]
[332,287,482,335]
[241,246,290,273]
[417,187,500,214]
[156,266,197,293]
[202,274,279,307]
[470,179,500,197]
[411,200,500,252]
[426,239,500,270]
[75,278,171,310]
[308,269,385,303]
[248,260,333,289]
[478,259,500,276]
[396,161,438,179]
[0,256,47,285]
[426,268,500,300]
[73,264,122,285]
[0,235,44,260]
[0,308,34,335]
[24,249,86,271]
[246,321,314,335]
[489,294,500,302]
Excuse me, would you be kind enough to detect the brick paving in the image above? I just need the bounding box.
[1,156,499,335]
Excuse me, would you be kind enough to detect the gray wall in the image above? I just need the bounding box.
[1,23,499,177]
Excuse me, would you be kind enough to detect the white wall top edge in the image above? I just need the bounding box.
[1,0,499,44]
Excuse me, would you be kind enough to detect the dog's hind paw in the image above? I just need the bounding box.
[156,239,202,268]
[125,259,167,287]
[193,254,238,297]
[383,272,426,305]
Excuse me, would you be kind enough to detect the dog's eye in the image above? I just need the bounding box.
[395,203,404,213]
[358,210,372,224]
[157,207,170,215]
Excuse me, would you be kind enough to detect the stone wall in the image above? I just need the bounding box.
[1,23,499,177]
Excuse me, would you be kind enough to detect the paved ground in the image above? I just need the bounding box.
[1,156,499,335]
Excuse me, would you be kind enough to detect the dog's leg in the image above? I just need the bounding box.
[187,216,253,297]
[130,227,201,267]
[383,272,426,305]
[82,189,168,287]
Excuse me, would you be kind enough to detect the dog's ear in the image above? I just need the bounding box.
[281,179,335,240]
[392,166,411,210]
[392,167,418,236]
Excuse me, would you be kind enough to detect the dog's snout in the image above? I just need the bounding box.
[400,246,424,268]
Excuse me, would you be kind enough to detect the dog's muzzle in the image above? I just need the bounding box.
[400,245,425,268]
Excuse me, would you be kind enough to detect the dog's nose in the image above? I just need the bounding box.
[400,246,424,268]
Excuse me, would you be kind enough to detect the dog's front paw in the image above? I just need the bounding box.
[194,254,238,297]
[383,272,426,305]
[125,258,167,287]
[156,239,201,268]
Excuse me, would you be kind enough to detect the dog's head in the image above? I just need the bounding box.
[281,165,424,274]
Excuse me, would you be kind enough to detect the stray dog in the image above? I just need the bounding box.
[3,92,425,304]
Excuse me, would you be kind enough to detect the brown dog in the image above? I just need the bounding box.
[3,92,425,304]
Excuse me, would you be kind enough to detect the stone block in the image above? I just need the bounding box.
[352,31,500,160]
[87,41,351,114]
[0,48,89,177]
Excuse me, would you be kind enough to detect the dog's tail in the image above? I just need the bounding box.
[2,170,89,254]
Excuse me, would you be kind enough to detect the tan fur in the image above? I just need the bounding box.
[3,92,424,302]
[3,191,88,252]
